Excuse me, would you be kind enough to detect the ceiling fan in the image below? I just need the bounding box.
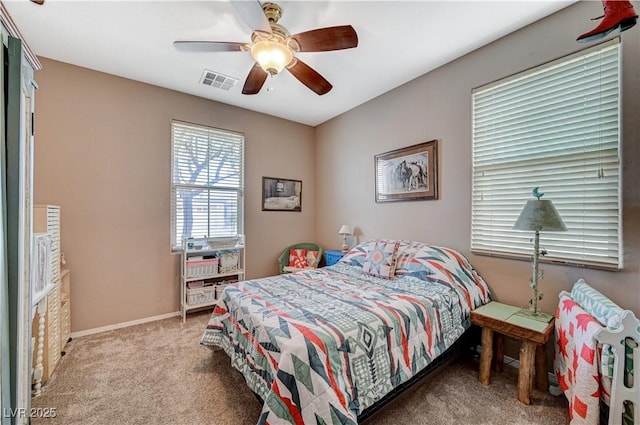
[174,1,358,96]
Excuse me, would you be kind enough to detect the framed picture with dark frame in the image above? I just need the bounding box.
[262,177,302,212]
[374,140,439,202]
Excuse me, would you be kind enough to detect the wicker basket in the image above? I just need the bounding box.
[215,283,232,299]
[186,258,219,279]
[186,286,216,306]
[208,237,241,249]
[219,250,239,273]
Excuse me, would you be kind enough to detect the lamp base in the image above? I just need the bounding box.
[513,308,554,323]
[341,243,349,253]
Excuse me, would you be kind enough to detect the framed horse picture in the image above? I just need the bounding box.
[374,140,439,202]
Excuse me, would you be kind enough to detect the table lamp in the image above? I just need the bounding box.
[512,188,567,322]
[338,225,352,252]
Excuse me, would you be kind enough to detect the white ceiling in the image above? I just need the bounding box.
[5,0,576,127]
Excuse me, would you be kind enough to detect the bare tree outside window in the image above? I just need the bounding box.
[171,121,244,251]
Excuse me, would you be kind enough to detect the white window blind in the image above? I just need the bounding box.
[171,121,244,251]
[471,39,621,270]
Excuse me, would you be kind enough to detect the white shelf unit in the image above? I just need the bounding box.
[180,237,245,322]
[34,205,60,285]
[33,205,62,384]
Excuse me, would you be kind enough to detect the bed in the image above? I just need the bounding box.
[201,239,491,424]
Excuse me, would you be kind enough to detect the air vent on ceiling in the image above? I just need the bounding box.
[200,70,238,91]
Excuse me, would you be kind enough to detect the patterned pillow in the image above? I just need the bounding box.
[289,249,307,268]
[570,279,625,379]
[570,279,624,328]
[339,243,369,267]
[306,250,319,267]
[362,240,399,279]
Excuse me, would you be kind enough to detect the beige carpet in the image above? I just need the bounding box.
[31,312,569,425]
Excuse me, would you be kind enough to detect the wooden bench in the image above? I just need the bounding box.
[471,301,555,405]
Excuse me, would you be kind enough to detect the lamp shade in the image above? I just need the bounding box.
[338,225,352,235]
[250,40,293,75]
[512,200,567,232]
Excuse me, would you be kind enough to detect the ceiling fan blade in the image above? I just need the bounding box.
[30,0,44,4]
[174,41,245,53]
[242,64,268,95]
[287,59,332,96]
[231,0,272,34]
[290,25,358,52]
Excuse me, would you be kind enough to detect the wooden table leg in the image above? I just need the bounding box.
[518,341,536,405]
[492,333,505,373]
[535,343,549,391]
[479,327,494,385]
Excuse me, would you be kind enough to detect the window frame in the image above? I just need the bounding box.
[470,38,622,271]
[170,120,244,253]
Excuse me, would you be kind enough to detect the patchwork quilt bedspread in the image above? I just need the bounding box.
[202,243,490,425]
[555,294,604,425]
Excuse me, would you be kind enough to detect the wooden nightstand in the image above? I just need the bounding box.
[471,301,555,405]
[324,250,345,266]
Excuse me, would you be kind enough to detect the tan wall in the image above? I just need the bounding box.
[34,1,640,333]
[33,58,315,331]
[315,1,640,314]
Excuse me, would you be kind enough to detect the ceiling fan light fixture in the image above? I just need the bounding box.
[250,40,293,76]
[176,1,358,96]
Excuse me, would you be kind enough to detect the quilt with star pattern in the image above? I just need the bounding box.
[555,293,603,425]
[201,241,491,425]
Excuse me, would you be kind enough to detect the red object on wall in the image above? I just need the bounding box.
[577,0,638,43]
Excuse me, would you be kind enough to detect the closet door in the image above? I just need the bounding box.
[5,34,36,425]
[0,29,9,425]
[0,5,41,422]
[20,44,37,423]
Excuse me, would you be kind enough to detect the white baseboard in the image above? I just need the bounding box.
[70,311,181,339]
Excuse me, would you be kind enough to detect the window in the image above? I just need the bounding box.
[471,39,621,270]
[171,121,244,251]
